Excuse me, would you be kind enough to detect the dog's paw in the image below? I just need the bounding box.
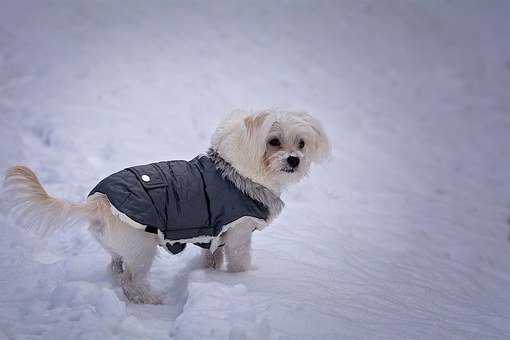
[201,248,224,270]
[226,262,251,273]
[124,289,163,305]
[207,257,224,270]
[121,282,163,304]
[141,293,163,305]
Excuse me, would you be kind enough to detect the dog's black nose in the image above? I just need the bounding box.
[287,156,300,168]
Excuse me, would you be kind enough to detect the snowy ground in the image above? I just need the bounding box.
[1,1,510,339]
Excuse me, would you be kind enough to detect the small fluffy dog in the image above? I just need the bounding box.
[3,110,330,304]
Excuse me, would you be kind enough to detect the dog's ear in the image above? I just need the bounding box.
[243,111,270,135]
[295,112,331,162]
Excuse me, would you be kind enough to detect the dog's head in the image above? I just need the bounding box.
[210,110,330,192]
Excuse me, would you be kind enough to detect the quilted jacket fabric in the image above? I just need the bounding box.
[89,155,269,252]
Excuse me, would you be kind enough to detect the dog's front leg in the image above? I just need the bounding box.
[202,247,224,269]
[224,221,253,272]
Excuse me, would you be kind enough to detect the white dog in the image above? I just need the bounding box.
[3,110,330,304]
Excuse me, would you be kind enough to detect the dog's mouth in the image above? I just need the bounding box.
[281,168,296,173]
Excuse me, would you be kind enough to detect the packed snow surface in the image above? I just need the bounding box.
[1,1,510,339]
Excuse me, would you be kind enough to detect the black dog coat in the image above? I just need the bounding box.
[89,155,269,254]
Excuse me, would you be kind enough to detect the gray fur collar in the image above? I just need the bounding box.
[207,148,284,221]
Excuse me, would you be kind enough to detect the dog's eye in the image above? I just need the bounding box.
[268,138,281,147]
[298,140,305,149]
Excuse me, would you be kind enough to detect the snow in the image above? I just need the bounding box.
[1,1,510,339]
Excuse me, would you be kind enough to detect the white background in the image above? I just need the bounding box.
[1,1,509,339]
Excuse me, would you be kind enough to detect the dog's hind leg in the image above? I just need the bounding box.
[110,254,124,275]
[110,225,161,304]
[116,232,161,304]
[105,251,160,304]
[88,201,161,304]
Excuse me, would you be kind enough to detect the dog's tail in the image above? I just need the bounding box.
[2,166,105,237]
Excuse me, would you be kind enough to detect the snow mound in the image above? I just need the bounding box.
[172,278,270,340]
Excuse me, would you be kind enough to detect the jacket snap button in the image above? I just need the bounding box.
[141,175,150,182]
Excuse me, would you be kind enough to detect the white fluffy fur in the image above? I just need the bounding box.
[3,110,330,304]
[211,110,330,194]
